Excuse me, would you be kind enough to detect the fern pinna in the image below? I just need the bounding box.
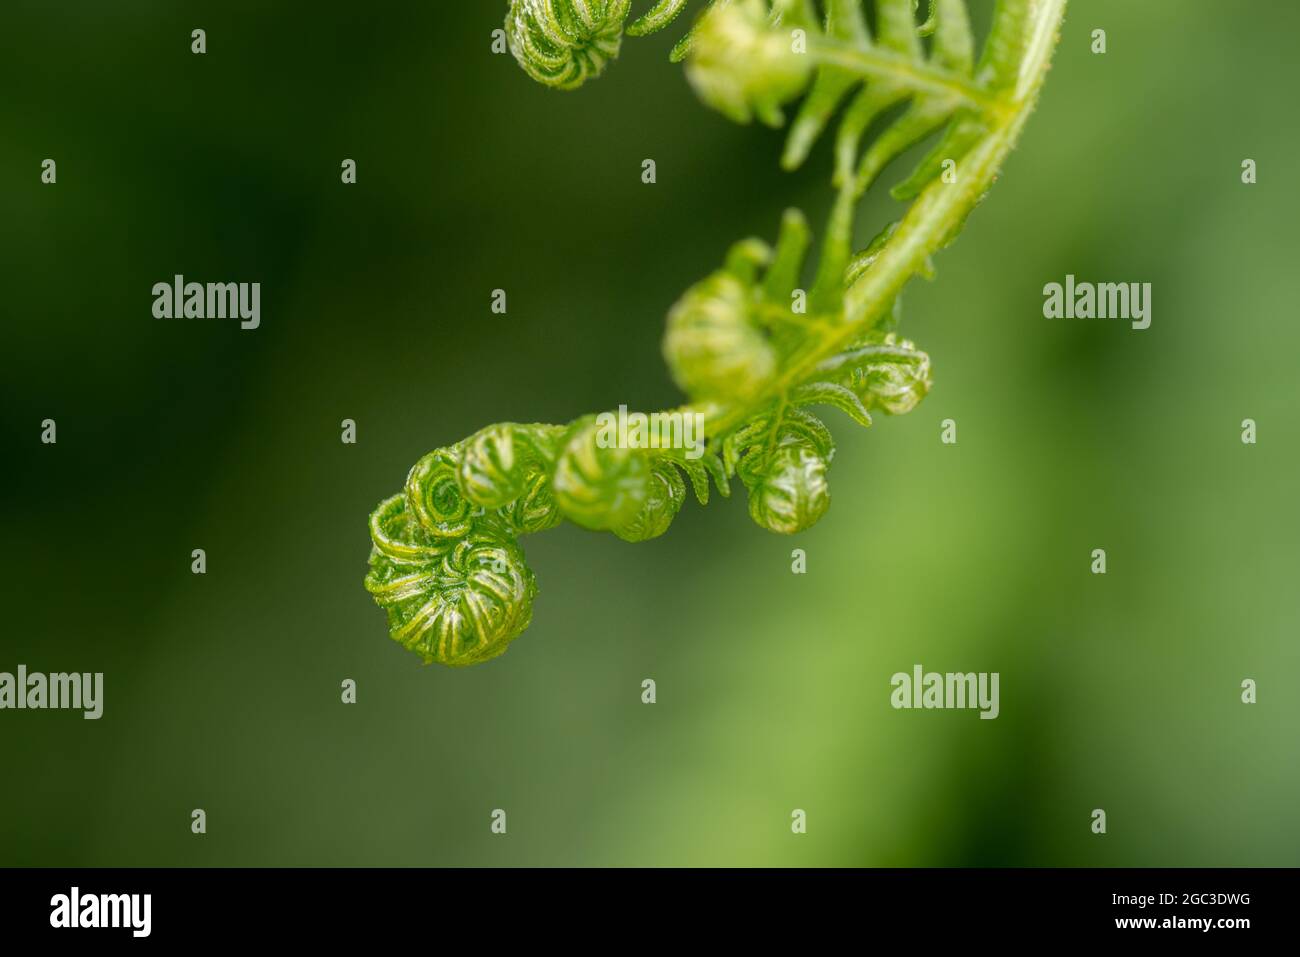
[365,0,1067,666]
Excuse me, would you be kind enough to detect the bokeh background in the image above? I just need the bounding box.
[1,1,1297,866]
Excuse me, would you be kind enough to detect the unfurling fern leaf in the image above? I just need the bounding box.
[505,0,632,90]
[663,269,778,402]
[614,461,688,542]
[814,333,933,414]
[551,417,652,531]
[365,508,538,667]
[366,0,1066,665]
[683,0,816,126]
[732,407,835,534]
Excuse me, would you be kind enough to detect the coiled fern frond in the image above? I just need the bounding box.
[365,0,1066,665]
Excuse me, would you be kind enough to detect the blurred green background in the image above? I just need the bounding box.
[1,1,1296,866]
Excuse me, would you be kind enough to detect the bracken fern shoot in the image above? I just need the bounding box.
[365,0,1067,666]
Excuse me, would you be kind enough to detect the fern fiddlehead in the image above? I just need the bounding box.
[366,0,1066,665]
[505,0,634,89]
